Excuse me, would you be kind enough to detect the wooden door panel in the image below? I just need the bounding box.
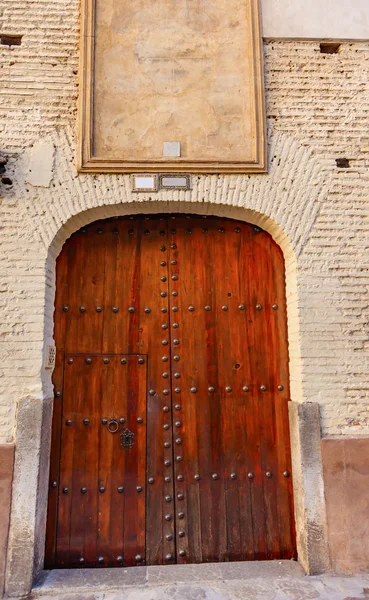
[56,354,147,568]
[167,216,295,563]
[46,214,296,569]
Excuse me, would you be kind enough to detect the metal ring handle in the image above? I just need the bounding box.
[107,418,119,433]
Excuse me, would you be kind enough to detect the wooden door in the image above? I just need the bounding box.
[45,215,296,568]
[56,355,146,567]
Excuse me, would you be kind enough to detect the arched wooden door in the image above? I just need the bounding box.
[45,214,296,568]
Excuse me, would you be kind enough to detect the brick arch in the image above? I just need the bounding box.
[20,127,330,262]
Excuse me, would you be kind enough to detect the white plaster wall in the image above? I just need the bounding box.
[0,0,368,445]
[261,0,369,40]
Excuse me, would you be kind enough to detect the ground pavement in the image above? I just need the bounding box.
[23,561,369,600]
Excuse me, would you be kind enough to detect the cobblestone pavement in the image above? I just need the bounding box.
[26,562,369,600]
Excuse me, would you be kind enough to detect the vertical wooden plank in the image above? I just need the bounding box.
[236,223,259,561]
[204,218,231,563]
[106,356,127,566]
[119,356,147,566]
[58,356,101,567]
[97,356,117,567]
[169,216,203,564]
[45,238,71,567]
[54,227,91,567]
[64,225,106,354]
[137,217,174,566]
[102,218,140,355]
[251,232,280,559]
[220,221,249,562]
[169,216,229,565]
[270,244,297,558]
[244,227,271,560]
[55,358,75,567]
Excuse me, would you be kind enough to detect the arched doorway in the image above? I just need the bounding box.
[45,214,296,568]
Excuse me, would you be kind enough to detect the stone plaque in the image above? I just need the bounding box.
[78,0,266,173]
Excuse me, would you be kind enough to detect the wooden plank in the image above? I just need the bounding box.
[118,355,147,566]
[169,217,229,564]
[220,221,250,562]
[137,217,174,565]
[270,242,297,558]
[45,237,71,567]
[101,218,140,355]
[235,223,258,561]
[58,356,101,566]
[251,232,280,559]
[97,356,117,567]
[244,227,269,560]
[64,225,106,354]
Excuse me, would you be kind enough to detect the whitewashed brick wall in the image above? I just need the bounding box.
[0,0,368,443]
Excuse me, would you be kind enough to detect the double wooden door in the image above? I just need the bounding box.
[45,214,296,568]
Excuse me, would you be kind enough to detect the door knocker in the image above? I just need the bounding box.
[101,418,135,449]
[103,418,119,433]
[107,418,119,433]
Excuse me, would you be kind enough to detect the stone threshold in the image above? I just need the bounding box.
[31,560,305,596]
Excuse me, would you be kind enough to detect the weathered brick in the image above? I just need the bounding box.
[0,4,368,442]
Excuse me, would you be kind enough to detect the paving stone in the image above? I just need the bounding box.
[147,563,227,584]
[32,567,147,593]
[217,561,304,581]
[29,563,369,600]
[212,580,276,600]
[30,595,104,600]
[275,578,321,599]
[147,560,304,585]
[105,586,230,600]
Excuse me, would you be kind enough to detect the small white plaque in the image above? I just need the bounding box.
[132,174,158,192]
[159,174,191,190]
[163,142,181,158]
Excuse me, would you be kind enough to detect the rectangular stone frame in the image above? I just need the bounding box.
[77,0,267,174]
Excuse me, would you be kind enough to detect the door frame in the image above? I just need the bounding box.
[4,204,330,598]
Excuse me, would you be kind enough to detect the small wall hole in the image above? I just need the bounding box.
[336,158,350,169]
[0,34,23,46]
[1,177,13,186]
[234,364,241,370]
[320,42,341,55]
